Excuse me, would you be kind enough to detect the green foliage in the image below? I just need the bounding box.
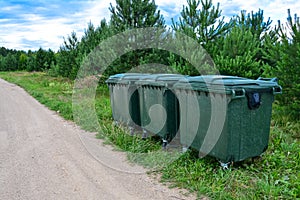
[167,53,194,75]
[47,61,60,77]
[109,0,165,32]
[78,20,112,56]
[19,53,28,70]
[56,31,79,79]
[34,48,56,71]
[0,49,25,71]
[26,51,36,71]
[107,0,167,75]
[161,124,300,199]
[233,9,272,40]
[2,53,18,71]
[263,9,300,119]
[214,27,262,78]
[172,0,231,53]
[213,9,275,79]
[0,47,56,72]
[170,0,231,75]
[76,19,114,79]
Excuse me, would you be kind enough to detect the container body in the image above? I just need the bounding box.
[174,75,282,163]
[136,74,184,141]
[106,73,148,128]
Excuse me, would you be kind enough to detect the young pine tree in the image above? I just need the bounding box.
[57,31,79,79]
[214,26,262,78]
[109,0,166,73]
[109,0,164,32]
[172,0,230,53]
[270,9,300,119]
[170,0,231,75]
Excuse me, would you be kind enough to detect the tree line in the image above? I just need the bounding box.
[0,0,299,118]
[0,47,55,72]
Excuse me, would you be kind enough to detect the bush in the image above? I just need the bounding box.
[264,9,300,119]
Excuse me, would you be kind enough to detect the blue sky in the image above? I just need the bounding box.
[0,0,299,51]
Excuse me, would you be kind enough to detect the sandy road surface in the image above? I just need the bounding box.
[0,78,195,200]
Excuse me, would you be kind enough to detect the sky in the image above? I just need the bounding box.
[0,0,299,51]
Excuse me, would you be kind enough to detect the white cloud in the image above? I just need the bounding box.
[156,0,186,19]
[0,1,113,50]
[217,0,300,24]
[0,5,22,11]
[0,14,76,50]
[20,13,45,22]
[0,0,299,51]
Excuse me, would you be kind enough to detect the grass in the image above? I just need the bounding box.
[0,71,299,199]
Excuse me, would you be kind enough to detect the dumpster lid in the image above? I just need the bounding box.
[174,75,281,96]
[177,75,279,87]
[106,73,149,84]
[136,74,187,86]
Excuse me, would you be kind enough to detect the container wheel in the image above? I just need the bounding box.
[162,139,168,150]
[142,129,148,139]
[219,161,231,170]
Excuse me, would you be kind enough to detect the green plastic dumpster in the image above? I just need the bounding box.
[106,73,149,134]
[173,75,282,168]
[136,74,186,146]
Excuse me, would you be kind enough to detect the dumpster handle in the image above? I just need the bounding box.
[257,77,278,83]
[273,86,282,95]
[231,89,246,99]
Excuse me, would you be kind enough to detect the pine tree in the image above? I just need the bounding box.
[214,26,261,78]
[57,31,79,79]
[108,0,166,74]
[77,20,112,65]
[3,53,18,71]
[234,9,275,70]
[270,9,300,119]
[172,0,230,52]
[109,0,164,32]
[36,48,46,70]
[18,53,28,70]
[0,56,4,71]
[169,0,231,75]
[234,9,272,40]
[26,50,36,72]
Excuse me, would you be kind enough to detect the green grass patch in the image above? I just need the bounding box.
[160,123,299,199]
[0,71,299,199]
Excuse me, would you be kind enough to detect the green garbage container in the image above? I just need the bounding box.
[136,74,185,146]
[106,73,149,134]
[173,75,282,167]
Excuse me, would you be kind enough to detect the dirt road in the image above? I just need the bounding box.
[0,78,195,200]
